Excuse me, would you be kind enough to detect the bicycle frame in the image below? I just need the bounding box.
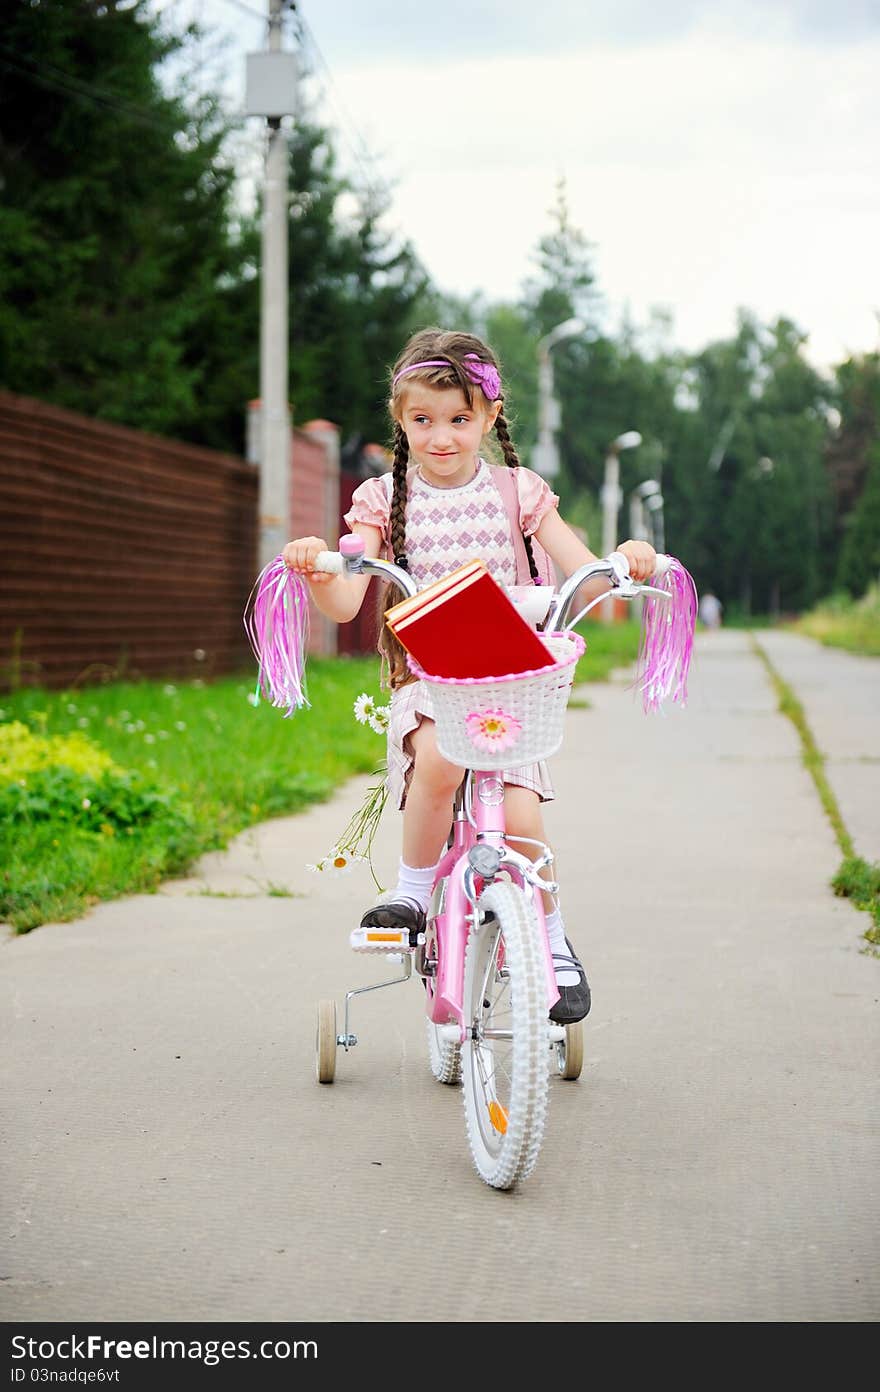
[417,769,560,1033]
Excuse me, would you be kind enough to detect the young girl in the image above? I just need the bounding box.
[282,328,655,1024]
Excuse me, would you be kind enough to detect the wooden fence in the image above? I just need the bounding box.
[0,391,389,689]
[0,391,259,688]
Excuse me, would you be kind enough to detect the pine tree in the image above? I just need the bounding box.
[0,0,252,440]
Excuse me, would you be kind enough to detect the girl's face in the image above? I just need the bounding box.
[396,383,499,489]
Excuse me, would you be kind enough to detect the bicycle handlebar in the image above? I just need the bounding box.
[312,536,672,631]
[247,540,693,719]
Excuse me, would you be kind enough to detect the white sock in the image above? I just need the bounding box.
[392,858,439,913]
[545,907,580,986]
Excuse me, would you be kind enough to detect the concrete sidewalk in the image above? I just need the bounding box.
[1,629,878,1323]
[754,629,879,864]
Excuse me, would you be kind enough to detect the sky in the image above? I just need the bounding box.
[155,0,880,373]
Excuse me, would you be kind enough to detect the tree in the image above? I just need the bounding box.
[837,445,880,596]
[827,350,880,590]
[684,314,832,613]
[522,177,600,337]
[0,0,255,444]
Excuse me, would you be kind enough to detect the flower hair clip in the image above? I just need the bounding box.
[462,354,501,400]
[392,354,501,401]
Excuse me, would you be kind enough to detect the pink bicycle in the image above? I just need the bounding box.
[302,535,690,1190]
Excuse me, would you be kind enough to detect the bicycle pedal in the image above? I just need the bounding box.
[349,925,424,954]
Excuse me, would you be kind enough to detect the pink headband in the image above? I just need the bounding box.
[392,353,501,401]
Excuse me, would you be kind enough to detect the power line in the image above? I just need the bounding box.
[160,0,394,202]
[292,6,392,207]
[211,0,267,23]
[0,44,184,135]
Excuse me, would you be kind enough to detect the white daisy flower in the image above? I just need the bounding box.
[353,693,376,725]
[326,847,356,875]
[367,707,390,735]
[309,846,368,876]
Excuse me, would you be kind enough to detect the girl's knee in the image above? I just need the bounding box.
[409,723,463,795]
[504,785,544,840]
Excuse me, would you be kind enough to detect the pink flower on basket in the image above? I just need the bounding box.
[464,707,523,754]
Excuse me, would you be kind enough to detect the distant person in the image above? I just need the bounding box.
[699,592,723,629]
[282,327,657,1025]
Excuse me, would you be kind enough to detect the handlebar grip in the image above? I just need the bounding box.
[609,550,673,580]
[339,533,365,559]
[313,550,344,574]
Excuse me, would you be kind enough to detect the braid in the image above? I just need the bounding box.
[495,408,540,583]
[377,422,413,690]
[389,422,410,568]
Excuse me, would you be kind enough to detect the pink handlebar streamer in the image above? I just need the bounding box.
[243,557,311,717]
[636,558,698,713]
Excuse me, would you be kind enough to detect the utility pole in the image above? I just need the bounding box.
[246,1,298,570]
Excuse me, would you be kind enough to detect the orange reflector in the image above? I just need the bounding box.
[366,931,403,942]
[488,1101,508,1134]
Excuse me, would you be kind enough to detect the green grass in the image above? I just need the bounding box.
[0,659,385,933]
[752,637,879,952]
[787,584,880,657]
[0,624,644,935]
[573,618,642,684]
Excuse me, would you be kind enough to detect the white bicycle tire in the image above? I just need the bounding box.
[426,1018,462,1085]
[461,881,550,1189]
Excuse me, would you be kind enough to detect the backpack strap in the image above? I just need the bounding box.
[490,465,553,585]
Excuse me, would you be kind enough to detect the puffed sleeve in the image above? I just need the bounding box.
[343,474,391,540]
[515,466,560,536]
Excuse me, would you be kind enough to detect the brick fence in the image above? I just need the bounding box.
[0,392,373,689]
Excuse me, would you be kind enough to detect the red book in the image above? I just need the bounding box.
[385,561,553,679]
[382,558,484,626]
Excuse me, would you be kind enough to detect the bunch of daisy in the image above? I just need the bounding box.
[353,692,390,735]
[306,693,390,888]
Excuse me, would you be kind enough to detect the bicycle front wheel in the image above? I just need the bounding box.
[461,881,550,1189]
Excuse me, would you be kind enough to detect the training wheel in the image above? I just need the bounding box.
[556,1021,584,1080]
[316,999,337,1084]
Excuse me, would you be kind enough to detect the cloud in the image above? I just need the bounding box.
[154,0,880,367]
[298,0,880,63]
[299,23,880,367]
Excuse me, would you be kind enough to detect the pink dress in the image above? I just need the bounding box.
[344,460,560,809]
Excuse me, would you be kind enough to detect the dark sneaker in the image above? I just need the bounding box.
[350,897,426,953]
[549,937,591,1024]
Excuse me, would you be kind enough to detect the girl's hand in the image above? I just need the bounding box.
[281,536,335,585]
[618,539,657,583]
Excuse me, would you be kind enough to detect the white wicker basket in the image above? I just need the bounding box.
[408,632,585,769]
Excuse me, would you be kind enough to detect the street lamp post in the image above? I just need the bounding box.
[644,491,665,553]
[532,317,586,479]
[600,430,642,623]
[629,477,664,550]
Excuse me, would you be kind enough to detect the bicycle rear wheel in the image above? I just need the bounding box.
[426,1019,462,1084]
[461,881,550,1189]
